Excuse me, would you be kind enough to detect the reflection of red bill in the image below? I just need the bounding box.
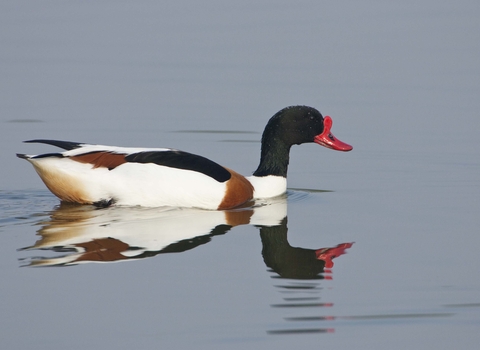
[314,116,353,151]
[316,242,354,268]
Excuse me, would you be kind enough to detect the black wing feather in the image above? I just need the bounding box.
[125,150,231,183]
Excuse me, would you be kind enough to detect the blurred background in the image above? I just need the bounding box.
[2,1,478,189]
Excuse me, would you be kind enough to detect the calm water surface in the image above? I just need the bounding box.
[1,1,480,349]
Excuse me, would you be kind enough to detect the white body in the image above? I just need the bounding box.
[24,144,288,209]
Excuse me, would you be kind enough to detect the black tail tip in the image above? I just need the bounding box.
[16,153,29,159]
[22,139,82,150]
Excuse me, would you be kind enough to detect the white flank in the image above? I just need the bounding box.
[107,163,227,209]
[27,156,227,209]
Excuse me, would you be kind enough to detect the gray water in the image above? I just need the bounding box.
[1,1,480,349]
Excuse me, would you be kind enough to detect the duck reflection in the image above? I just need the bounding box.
[260,220,352,280]
[259,220,352,335]
[20,196,351,272]
[20,197,351,272]
[19,195,353,335]
[19,200,266,266]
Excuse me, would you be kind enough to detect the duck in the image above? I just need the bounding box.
[17,105,352,210]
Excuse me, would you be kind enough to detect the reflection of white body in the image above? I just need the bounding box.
[22,196,287,266]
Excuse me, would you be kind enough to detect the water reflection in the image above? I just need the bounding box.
[260,222,352,280]
[19,196,277,266]
[19,196,352,271]
[260,220,352,334]
[18,194,354,335]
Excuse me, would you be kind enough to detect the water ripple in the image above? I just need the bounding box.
[0,190,56,228]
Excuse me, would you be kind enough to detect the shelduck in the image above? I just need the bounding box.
[17,106,352,210]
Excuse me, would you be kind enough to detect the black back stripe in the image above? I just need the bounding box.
[31,152,64,159]
[125,150,231,183]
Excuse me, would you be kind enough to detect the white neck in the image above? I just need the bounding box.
[247,175,287,199]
